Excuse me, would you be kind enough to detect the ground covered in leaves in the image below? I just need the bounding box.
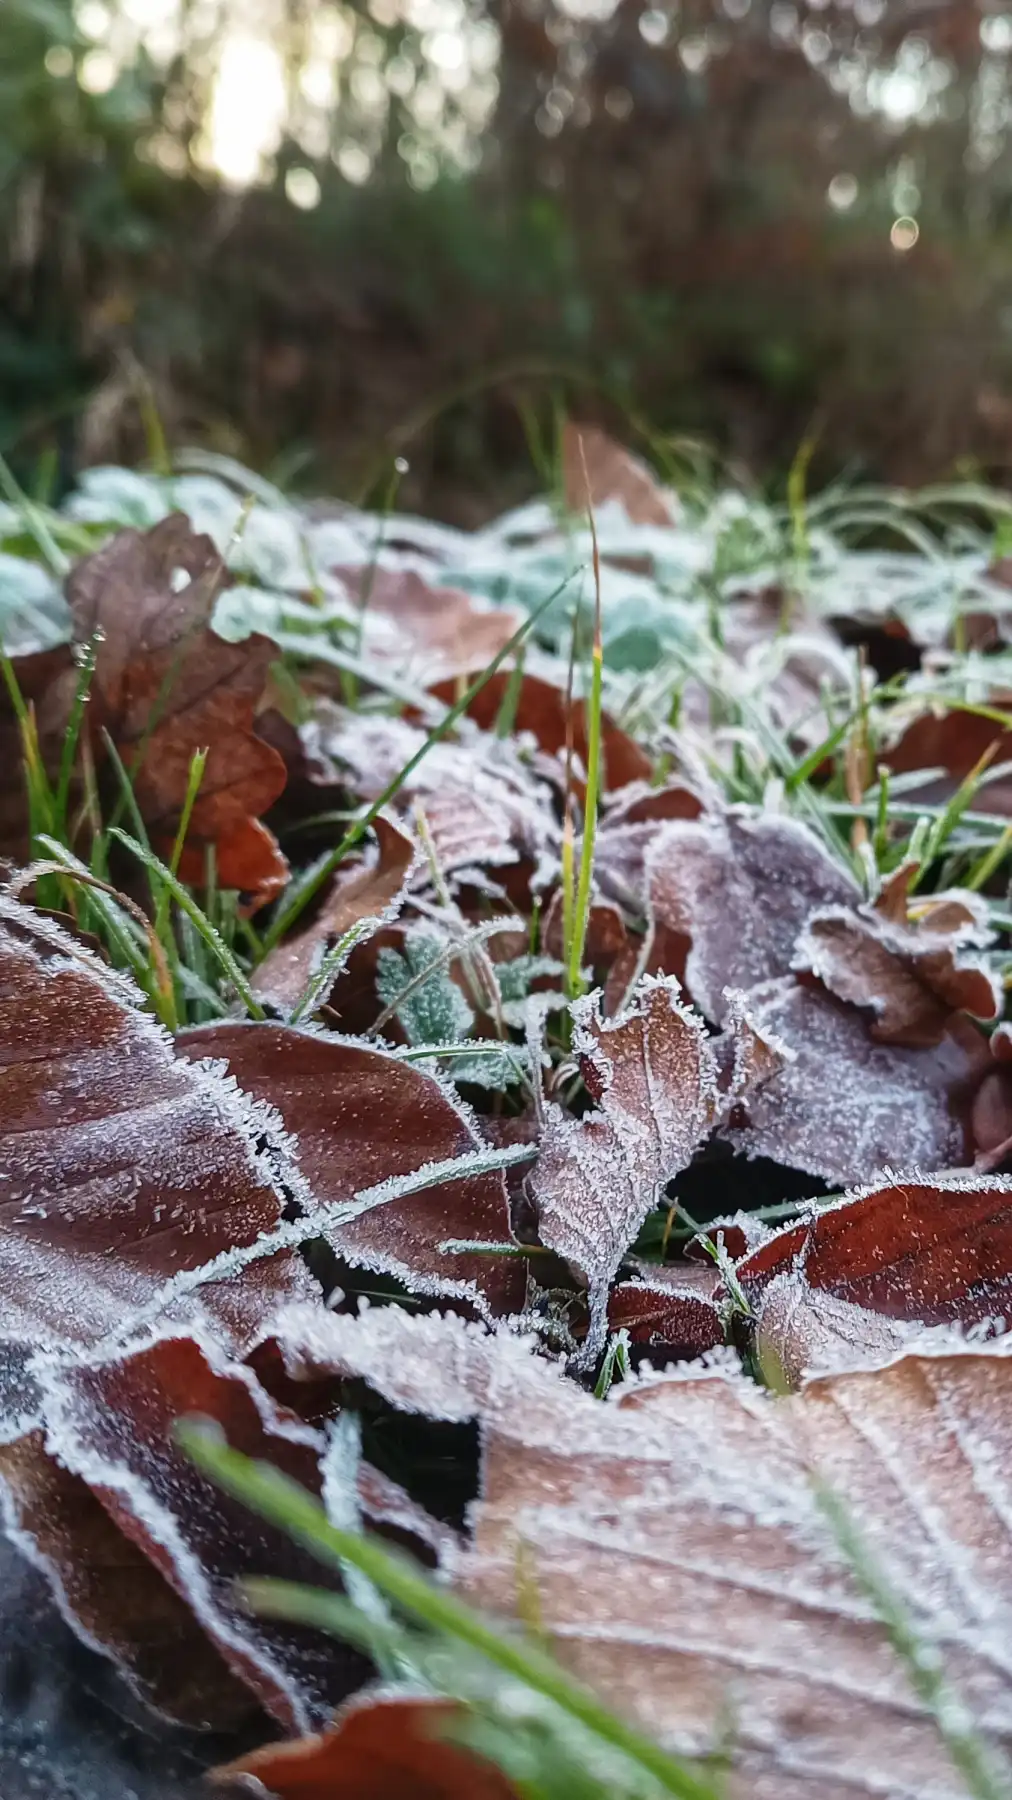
[5,430,1012,1797]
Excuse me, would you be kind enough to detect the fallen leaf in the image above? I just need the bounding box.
[561,422,677,528]
[530,977,781,1347]
[594,777,704,907]
[884,702,1012,816]
[647,809,858,1023]
[0,899,316,1434]
[793,889,1000,1047]
[177,1020,530,1320]
[430,667,652,793]
[721,977,988,1186]
[20,1332,368,1730]
[604,1277,724,1359]
[253,814,418,1011]
[339,563,524,680]
[66,516,289,909]
[218,1688,521,1798]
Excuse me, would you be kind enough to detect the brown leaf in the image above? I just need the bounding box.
[736,1170,1012,1385]
[647,810,858,1023]
[0,900,316,1434]
[339,563,524,680]
[721,977,988,1186]
[448,1327,1012,1800]
[530,978,781,1345]
[253,815,418,1011]
[429,668,653,793]
[218,1689,521,1798]
[794,890,1000,1047]
[561,422,678,528]
[66,517,289,909]
[884,703,1012,816]
[177,1020,529,1320]
[23,1332,368,1730]
[595,778,703,907]
[605,1277,724,1359]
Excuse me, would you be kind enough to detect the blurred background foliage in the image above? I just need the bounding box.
[3,0,1012,517]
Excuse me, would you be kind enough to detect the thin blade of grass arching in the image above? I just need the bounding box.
[25,839,176,1022]
[109,826,266,1020]
[54,635,99,840]
[261,570,581,954]
[0,648,61,910]
[816,1482,1012,1800]
[566,434,605,1001]
[0,448,71,578]
[289,914,384,1025]
[176,1426,720,1800]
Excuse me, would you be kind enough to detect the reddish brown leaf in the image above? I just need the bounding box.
[561,422,678,528]
[26,1332,368,1730]
[253,815,418,1011]
[595,778,704,905]
[0,900,315,1434]
[430,667,653,793]
[178,1020,529,1320]
[530,978,781,1346]
[647,810,858,1023]
[66,517,289,909]
[794,890,1000,1047]
[605,1277,724,1359]
[884,702,1012,816]
[736,1171,1012,1384]
[721,977,989,1186]
[218,1688,520,1798]
[339,563,524,680]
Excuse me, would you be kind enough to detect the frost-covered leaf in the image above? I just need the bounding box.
[530,977,781,1349]
[647,809,858,1024]
[0,900,315,1432]
[339,563,524,680]
[0,554,71,655]
[722,977,989,1186]
[794,889,1001,1047]
[595,778,704,906]
[177,1021,530,1319]
[377,925,475,1047]
[16,1333,367,1730]
[561,422,678,529]
[451,1331,1012,1800]
[253,814,418,1012]
[604,1277,724,1360]
[736,1170,1012,1385]
[884,703,1012,817]
[66,515,289,908]
[430,666,653,794]
[218,1688,521,1799]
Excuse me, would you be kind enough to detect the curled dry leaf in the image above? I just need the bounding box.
[647,809,858,1024]
[178,1021,529,1320]
[252,814,418,1011]
[338,564,524,680]
[722,977,988,1187]
[67,516,289,908]
[736,1170,1012,1385]
[449,1327,1012,1800]
[794,889,1000,1048]
[218,1688,521,1799]
[430,667,652,794]
[4,1332,367,1731]
[530,977,781,1348]
[0,899,315,1434]
[561,421,678,528]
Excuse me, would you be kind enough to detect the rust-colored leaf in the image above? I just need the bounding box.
[561,422,678,528]
[66,516,289,909]
[605,1277,724,1359]
[340,563,524,680]
[0,900,315,1434]
[721,977,989,1186]
[219,1688,521,1798]
[178,1020,529,1319]
[253,814,418,1011]
[647,809,858,1023]
[884,702,1012,816]
[430,667,653,793]
[736,1171,1012,1384]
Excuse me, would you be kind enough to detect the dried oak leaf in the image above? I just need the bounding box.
[252,814,418,1012]
[311,706,558,882]
[530,977,781,1345]
[5,1332,368,1731]
[721,977,989,1187]
[218,1688,521,1799]
[647,809,858,1024]
[561,422,678,528]
[66,516,288,909]
[177,1021,529,1320]
[339,563,524,680]
[453,1338,1012,1800]
[430,667,652,794]
[794,888,1000,1048]
[735,1170,1012,1386]
[0,900,315,1433]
